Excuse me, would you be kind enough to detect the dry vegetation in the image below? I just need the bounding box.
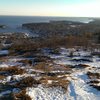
[39,75,70,90]
[15,76,40,89]
[0,24,100,99]
[14,89,31,100]
[0,75,6,80]
[18,59,33,66]
[87,71,100,79]
[0,89,31,100]
[8,34,95,52]
[73,64,90,68]
[87,71,100,90]
[39,35,92,48]
[0,67,25,75]
[33,62,53,72]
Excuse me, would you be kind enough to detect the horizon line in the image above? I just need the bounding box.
[0,15,100,18]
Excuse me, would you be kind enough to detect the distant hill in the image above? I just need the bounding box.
[22,20,100,37]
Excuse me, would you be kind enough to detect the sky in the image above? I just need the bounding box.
[0,0,100,17]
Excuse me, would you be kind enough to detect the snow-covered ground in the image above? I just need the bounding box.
[43,48,100,100]
[26,85,67,100]
[0,50,9,55]
[68,69,100,100]
[0,48,100,100]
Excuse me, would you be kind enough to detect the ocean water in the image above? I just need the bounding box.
[0,16,93,34]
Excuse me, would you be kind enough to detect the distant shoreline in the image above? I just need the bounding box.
[0,16,94,30]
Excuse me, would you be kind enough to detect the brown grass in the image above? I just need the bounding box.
[0,67,25,75]
[9,38,40,51]
[58,65,72,71]
[15,76,40,89]
[18,59,32,66]
[34,56,51,63]
[33,62,53,72]
[80,64,90,68]
[0,75,6,80]
[14,89,31,100]
[39,75,70,90]
[9,33,94,52]
[78,64,90,68]
[50,79,70,90]
[33,63,72,74]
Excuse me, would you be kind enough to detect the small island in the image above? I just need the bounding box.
[0,25,6,29]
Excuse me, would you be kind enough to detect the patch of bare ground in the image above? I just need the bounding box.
[39,75,70,90]
[15,76,40,89]
[0,67,25,75]
[87,71,100,90]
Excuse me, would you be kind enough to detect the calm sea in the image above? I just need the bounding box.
[0,16,93,34]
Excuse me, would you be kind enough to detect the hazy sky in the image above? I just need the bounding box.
[0,0,100,17]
